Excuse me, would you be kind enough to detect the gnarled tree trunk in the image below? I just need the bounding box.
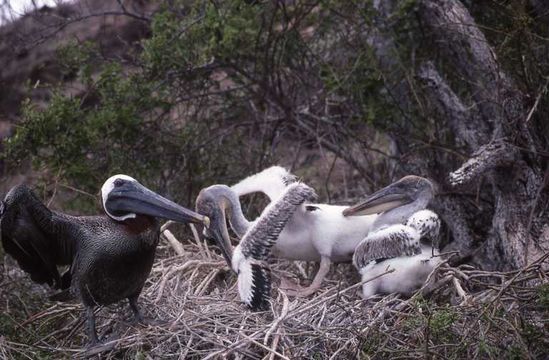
[369,0,549,270]
[419,0,548,270]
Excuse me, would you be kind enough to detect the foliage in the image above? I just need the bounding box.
[5,66,171,194]
[3,0,330,207]
[1,0,439,204]
[56,40,97,80]
[2,1,548,269]
[537,283,549,310]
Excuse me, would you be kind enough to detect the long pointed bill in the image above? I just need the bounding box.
[343,182,413,216]
[106,182,208,225]
[209,207,235,272]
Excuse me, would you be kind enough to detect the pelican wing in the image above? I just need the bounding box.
[231,166,297,201]
[240,182,315,260]
[353,224,421,269]
[0,185,78,289]
[234,182,314,310]
[236,258,272,310]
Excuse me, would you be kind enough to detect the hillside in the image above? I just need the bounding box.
[0,0,155,191]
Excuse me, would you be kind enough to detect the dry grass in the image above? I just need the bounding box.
[1,230,548,359]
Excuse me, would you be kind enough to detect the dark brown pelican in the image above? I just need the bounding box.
[343,176,441,298]
[0,174,208,345]
[196,182,315,310]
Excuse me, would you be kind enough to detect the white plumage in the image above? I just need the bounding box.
[231,166,296,202]
[196,181,315,309]
[230,166,377,296]
[101,174,138,221]
[359,245,439,298]
[232,246,255,306]
[345,176,442,298]
[357,218,441,298]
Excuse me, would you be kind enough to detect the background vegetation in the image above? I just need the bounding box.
[3,0,548,270]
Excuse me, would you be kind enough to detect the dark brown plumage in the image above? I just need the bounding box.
[0,176,206,346]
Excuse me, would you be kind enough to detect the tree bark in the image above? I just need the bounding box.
[417,0,548,270]
[365,0,549,270]
[530,0,549,25]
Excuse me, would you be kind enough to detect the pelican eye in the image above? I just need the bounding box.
[114,179,126,187]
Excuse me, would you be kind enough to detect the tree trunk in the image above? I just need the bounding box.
[366,0,549,270]
[419,0,548,270]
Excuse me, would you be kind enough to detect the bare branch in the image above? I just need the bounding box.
[449,141,517,186]
[418,61,486,149]
[419,0,522,136]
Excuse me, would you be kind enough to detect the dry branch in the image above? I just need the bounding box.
[1,231,547,359]
[418,61,481,149]
[449,141,517,186]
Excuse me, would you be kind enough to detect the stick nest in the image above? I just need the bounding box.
[1,231,548,359]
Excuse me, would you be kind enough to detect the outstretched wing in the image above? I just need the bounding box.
[353,224,421,269]
[240,182,315,261]
[231,166,297,201]
[1,185,78,289]
[234,182,315,310]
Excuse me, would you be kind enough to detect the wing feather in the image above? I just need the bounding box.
[240,182,315,261]
[237,260,271,310]
[1,185,78,289]
[353,224,421,269]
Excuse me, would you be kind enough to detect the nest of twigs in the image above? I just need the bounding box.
[1,226,548,359]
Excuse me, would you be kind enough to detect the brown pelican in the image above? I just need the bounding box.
[0,175,208,346]
[343,176,441,298]
[196,182,315,309]
[221,166,378,296]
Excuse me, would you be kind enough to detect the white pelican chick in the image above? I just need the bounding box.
[230,166,378,297]
[344,176,441,298]
[196,182,315,309]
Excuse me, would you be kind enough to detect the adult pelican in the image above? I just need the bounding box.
[0,175,208,345]
[196,182,315,309]
[343,176,441,298]
[211,166,377,296]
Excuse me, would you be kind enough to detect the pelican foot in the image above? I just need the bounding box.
[281,256,331,297]
[279,276,303,292]
[86,337,102,349]
[127,296,166,327]
[48,288,75,302]
[280,277,319,297]
[284,286,319,298]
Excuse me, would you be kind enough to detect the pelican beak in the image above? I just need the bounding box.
[106,181,207,225]
[208,207,235,272]
[343,181,413,216]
